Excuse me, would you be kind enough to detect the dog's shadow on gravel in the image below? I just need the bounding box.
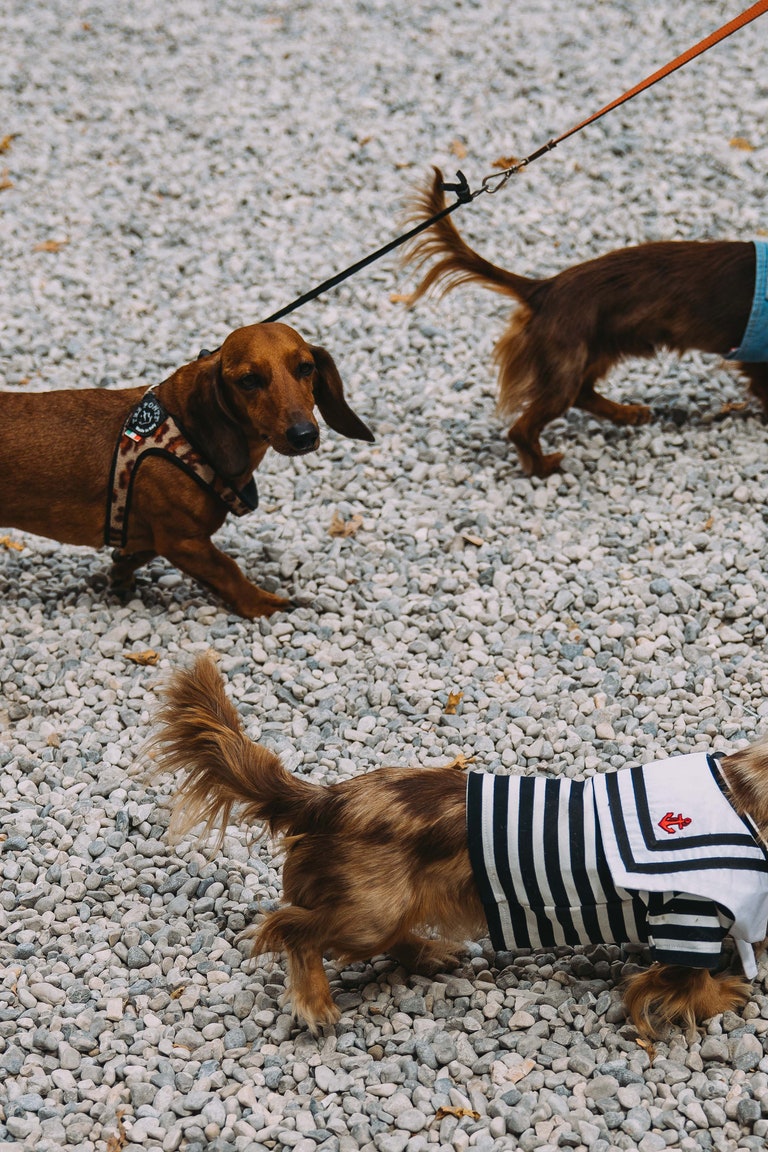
[0,552,202,619]
[439,398,764,484]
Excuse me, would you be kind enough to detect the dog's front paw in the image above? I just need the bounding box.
[622,403,652,426]
[109,576,137,601]
[234,588,294,619]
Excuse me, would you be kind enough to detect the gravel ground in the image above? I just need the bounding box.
[3,1,768,1150]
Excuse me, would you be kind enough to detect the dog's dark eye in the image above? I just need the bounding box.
[238,373,267,392]
[295,361,315,379]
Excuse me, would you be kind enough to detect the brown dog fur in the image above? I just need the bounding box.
[0,322,373,617]
[151,654,768,1038]
[404,168,768,477]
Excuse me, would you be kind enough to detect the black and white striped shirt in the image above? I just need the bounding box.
[466,753,768,974]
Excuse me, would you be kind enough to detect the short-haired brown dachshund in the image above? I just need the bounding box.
[151,654,768,1040]
[0,322,373,617]
[405,168,768,478]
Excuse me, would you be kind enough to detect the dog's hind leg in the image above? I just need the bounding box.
[498,335,587,478]
[389,930,460,975]
[506,415,564,478]
[246,907,340,1032]
[574,365,652,426]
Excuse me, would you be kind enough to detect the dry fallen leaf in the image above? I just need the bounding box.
[124,650,159,666]
[718,400,749,415]
[329,511,363,537]
[450,139,467,159]
[0,536,23,552]
[435,1106,480,1123]
[492,154,521,170]
[0,135,17,154]
[442,752,475,771]
[389,291,413,305]
[169,986,185,1000]
[105,1108,128,1152]
[444,690,463,715]
[636,1036,656,1061]
[34,238,69,253]
[730,137,754,151]
[0,170,12,191]
[702,514,715,531]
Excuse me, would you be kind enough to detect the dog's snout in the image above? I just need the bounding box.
[286,421,319,452]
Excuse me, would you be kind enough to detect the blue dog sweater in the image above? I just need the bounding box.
[728,239,768,362]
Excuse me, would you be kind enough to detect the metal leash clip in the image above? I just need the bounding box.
[440,170,473,204]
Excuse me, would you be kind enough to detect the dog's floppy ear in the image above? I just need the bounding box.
[310,346,374,442]
[182,353,251,479]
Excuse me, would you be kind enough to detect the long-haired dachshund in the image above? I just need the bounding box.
[0,323,373,617]
[404,168,768,478]
[151,654,768,1039]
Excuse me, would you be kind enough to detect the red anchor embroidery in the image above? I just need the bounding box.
[658,812,692,835]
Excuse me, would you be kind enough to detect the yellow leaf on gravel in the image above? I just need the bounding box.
[718,400,749,416]
[124,650,159,666]
[0,536,23,551]
[730,137,753,151]
[441,752,474,771]
[445,690,463,714]
[329,511,363,537]
[434,1106,480,1122]
[105,1109,128,1152]
[34,238,69,252]
[492,154,521,170]
[450,139,467,159]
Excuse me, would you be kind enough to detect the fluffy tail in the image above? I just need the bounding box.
[403,167,540,304]
[149,653,322,846]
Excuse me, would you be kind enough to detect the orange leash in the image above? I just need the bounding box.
[485,0,768,191]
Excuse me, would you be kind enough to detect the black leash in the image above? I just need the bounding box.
[260,173,475,324]
[195,0,767,348]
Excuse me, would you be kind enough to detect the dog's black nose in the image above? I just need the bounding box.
[286,421,319,451]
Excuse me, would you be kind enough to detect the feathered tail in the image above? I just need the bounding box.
[403,166,540,304]
[149,654,322,847]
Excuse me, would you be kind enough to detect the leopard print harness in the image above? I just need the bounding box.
[105,389,258,549]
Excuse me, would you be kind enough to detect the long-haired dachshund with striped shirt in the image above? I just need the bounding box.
[404,168,768,478]
[151,654,768,1038]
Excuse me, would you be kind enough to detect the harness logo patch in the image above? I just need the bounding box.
[658,812,692,835]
